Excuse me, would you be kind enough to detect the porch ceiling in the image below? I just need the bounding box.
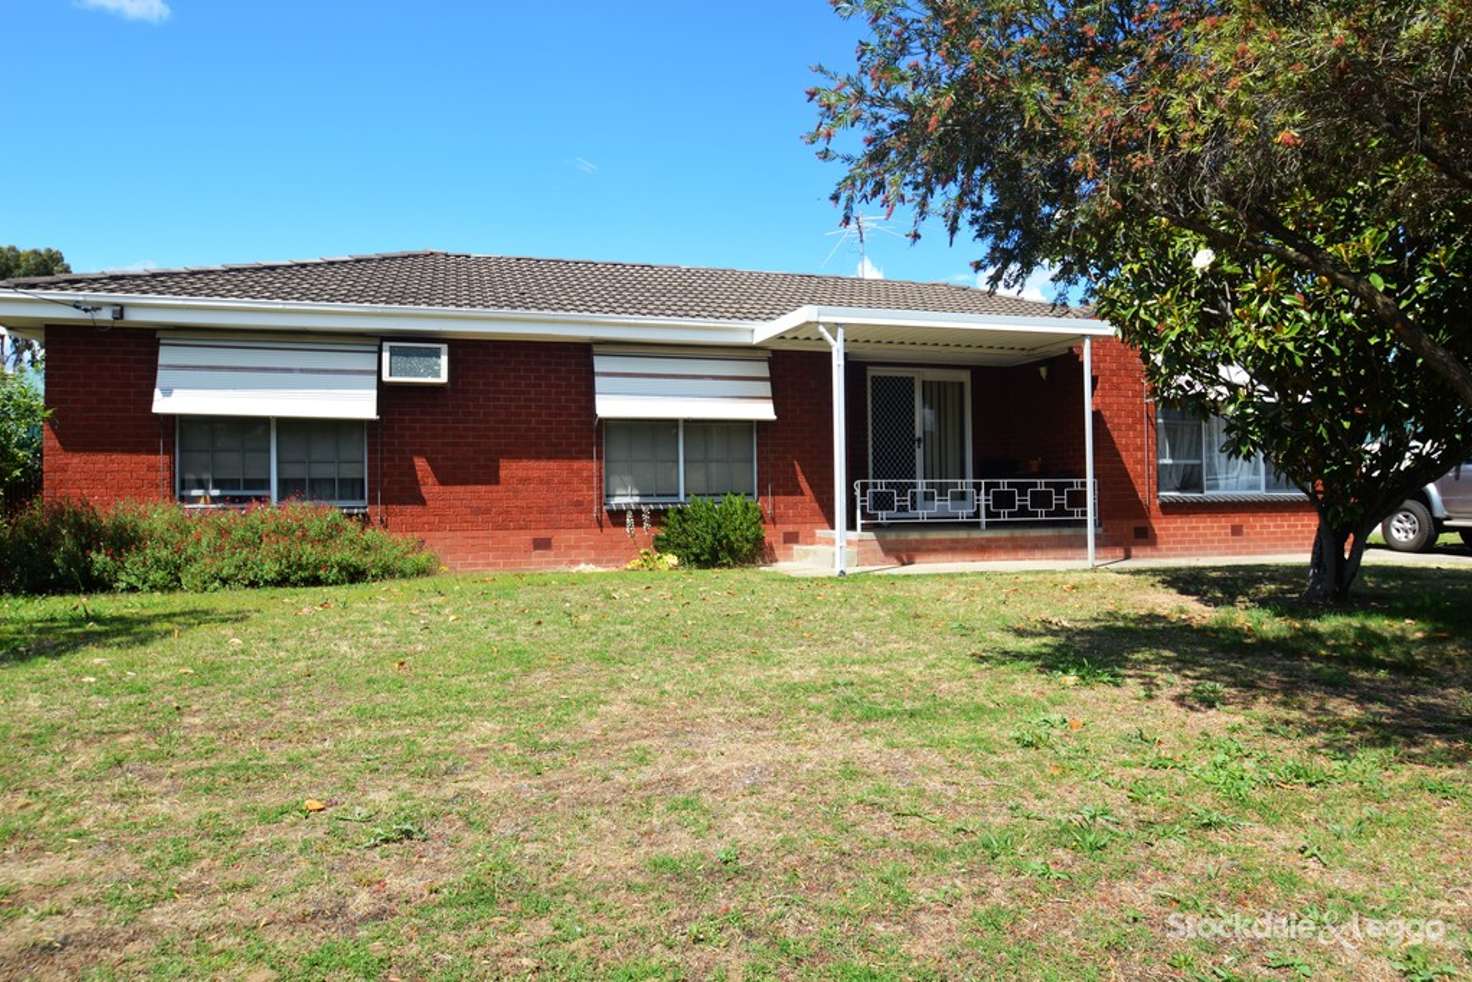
[753,305,1114,367]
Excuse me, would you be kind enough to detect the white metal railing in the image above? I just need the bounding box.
[854,478,1096,532]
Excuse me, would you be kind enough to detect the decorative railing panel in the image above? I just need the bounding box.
[854,478,1095,531]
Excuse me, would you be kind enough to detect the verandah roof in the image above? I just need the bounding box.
[753,305,1112,368]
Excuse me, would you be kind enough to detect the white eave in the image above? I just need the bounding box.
[0,291,1114,363]
[0,290,763,346]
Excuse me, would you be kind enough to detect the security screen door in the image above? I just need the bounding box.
[868,369,971,514]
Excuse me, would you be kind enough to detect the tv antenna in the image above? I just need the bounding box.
[822,214,904,276]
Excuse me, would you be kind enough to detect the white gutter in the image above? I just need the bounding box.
[0,292,1115,348]
[0,289,764,346]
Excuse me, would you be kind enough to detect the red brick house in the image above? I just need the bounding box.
[0,251,1317,570]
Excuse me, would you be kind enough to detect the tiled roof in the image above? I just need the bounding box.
[0,250,1089,322]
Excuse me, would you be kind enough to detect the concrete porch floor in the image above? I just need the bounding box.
[768,544,1472,577]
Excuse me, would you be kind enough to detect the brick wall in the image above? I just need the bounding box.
[42,324,171,504]
[759,351,834,554]
[374,342,845,568]
[970,358,1084,476]
[36,326,1317,569]
[1087,336,1319,556]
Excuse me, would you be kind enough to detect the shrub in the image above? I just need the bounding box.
[625,548,680,571]
[654,494,766,568]
[0,499,132,594]
[0,369,47,510]
[0,500,437,595]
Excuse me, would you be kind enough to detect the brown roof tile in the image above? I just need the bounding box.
[0,250,1089,322]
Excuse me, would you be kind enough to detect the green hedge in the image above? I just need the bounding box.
[0,500,438,595]
[654,494,766,568]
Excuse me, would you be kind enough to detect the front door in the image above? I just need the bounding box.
[867,368,972,515]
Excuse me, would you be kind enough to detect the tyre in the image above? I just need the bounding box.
[1381,500,1435,552]
[1460,529,1472,549]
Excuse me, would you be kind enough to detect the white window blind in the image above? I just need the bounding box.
[593,346,775,421]
[154,335,379,420]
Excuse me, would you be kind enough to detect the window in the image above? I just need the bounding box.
[178,418,271,500]
[604,420,756,503]
[604,420,680,501]
[276,420,367,504]
[382,341,448,383]
[1157,408,1299,496]
[683,421,756,497]
[177,417,367,506]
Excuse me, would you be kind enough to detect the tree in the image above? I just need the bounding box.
[0,369,47,509]
[1101,182,1472,600]
[0,246,69,281]
[0,245,69,370]
[809,0,1472,600]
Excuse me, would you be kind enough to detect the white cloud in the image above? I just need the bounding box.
[975,265,1058,304]
[78,0,171,23]
[856,256,884,280]
[573,157,598,175]
[103,259,159,273]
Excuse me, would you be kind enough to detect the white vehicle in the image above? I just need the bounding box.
[1381,460,1472,552]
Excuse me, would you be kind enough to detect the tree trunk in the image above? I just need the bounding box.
[1303,516,1371,604]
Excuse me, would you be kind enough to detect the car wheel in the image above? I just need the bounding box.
[1381,500,1435,552]
[1460,529,1472,549]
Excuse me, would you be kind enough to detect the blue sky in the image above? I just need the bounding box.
[3,0,1056,300]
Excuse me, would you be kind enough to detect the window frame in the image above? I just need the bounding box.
[175,416,369,509]
[381,341,449,385]
[602,419,758,507]
[174,417,273,502]
[1155,408,1303,500]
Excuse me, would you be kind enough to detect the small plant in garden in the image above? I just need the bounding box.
[363,821,427,848]
[1189,680,1228,709]
[1049,656,1123,687]
[625,548,679,571]
[974,828,1017,860]
[654,494,765,568]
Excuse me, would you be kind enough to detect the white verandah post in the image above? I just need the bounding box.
[818,323,847,576]
[1083,335,1096,568]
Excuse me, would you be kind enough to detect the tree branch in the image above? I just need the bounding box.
[1161,208,1472,410]
[1370,105,1472,195]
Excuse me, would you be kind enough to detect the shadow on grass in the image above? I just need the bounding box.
[0,605,248,667]
[994,564,1472,763]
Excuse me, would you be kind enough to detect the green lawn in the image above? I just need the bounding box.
[1367,530,1468,549]
[1,566,1469,980]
